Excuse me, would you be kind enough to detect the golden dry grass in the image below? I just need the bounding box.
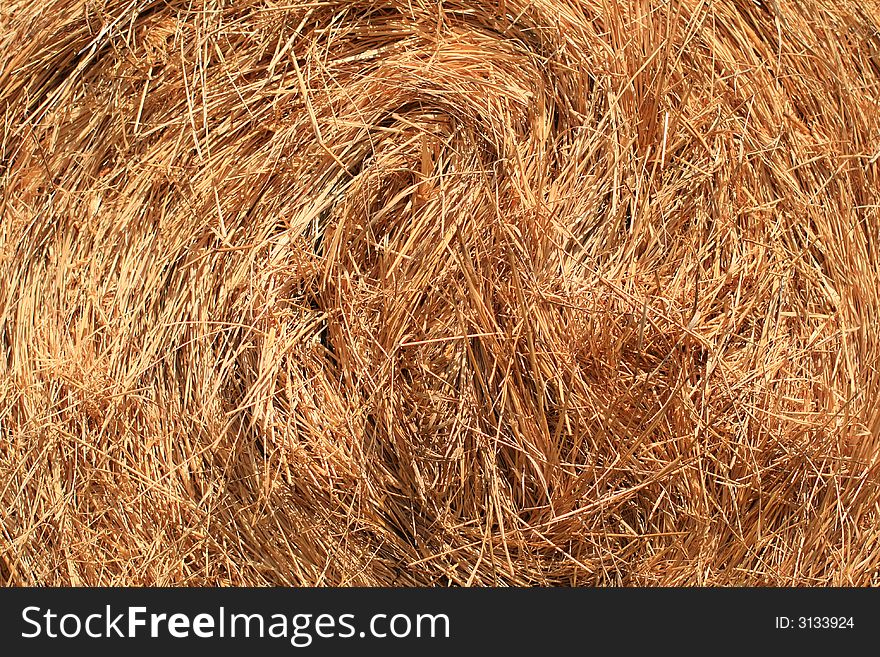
[1,0,879,586]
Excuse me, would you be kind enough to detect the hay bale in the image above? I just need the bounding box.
[1,0,878,585]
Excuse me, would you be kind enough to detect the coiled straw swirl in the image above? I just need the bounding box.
[1,0,879,585]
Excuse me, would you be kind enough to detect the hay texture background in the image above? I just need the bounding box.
[1,0,880,586]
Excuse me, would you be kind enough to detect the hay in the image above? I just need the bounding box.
[1,0,879,586]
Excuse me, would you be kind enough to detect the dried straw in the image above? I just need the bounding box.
[1,0,879,586]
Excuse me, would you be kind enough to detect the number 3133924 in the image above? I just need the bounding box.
[799,617,854,629]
